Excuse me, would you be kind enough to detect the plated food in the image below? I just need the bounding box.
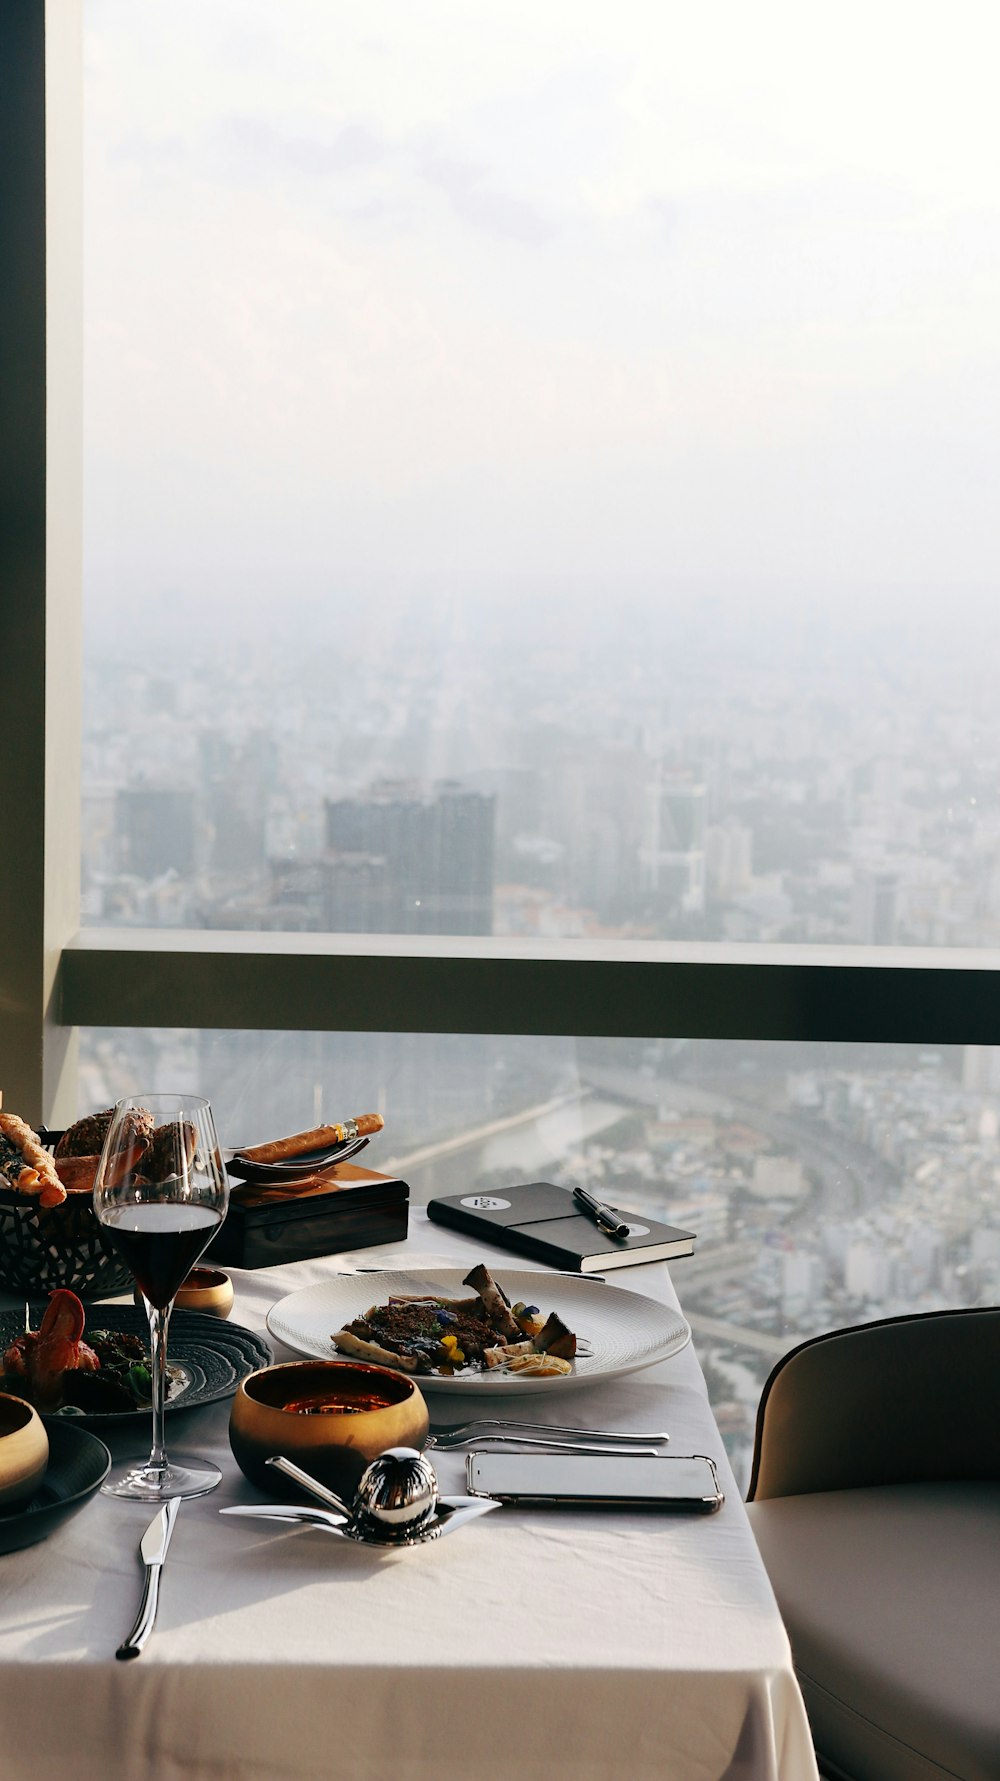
[0,1289,160,1415]
[0,1295,273,1425]
[269,1268,692,1396]
[333,1263,578,1378]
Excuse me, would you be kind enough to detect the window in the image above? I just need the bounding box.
[3,7,1000,1484]
[82,2,1000,948]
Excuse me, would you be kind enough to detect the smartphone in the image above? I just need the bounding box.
[465,1451,724,1512]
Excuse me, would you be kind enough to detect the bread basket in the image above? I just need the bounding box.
[0,1130,132,1301]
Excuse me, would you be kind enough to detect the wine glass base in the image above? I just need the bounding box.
[101,1453,223,1501]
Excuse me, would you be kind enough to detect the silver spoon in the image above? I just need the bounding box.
[265,1454,353,1517]
[270,1449,439,1542]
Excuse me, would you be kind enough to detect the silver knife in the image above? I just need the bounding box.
[116,1497,181,1661]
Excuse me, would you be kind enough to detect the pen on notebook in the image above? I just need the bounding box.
[572,1185,630,1240]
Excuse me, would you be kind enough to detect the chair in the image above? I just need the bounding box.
[744,1307,1000,1781]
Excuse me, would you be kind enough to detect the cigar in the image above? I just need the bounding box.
[237,1114,383,1167]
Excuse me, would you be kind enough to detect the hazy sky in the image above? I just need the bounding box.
[85,1,1000,623]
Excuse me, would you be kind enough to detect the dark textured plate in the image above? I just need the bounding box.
[0,1419,111,1555]
[0,1306,272,1429]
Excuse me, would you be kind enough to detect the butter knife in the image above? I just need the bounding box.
[116,1497,180,1661]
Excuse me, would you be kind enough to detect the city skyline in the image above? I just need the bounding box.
[83,599,1000,948]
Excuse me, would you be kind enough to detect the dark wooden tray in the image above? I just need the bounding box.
[206,1161,409,1269]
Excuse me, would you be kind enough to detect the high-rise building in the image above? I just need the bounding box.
[639,770,707,914]
[116,787,196,878]
[325,779,496,934]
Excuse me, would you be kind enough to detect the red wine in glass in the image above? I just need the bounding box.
[94,1093,229,1501]
[102,1205,223,1310]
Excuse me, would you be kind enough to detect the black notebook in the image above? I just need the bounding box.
[427,1181,696,1274]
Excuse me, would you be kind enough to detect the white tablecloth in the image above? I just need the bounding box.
[0,1213,818,1781]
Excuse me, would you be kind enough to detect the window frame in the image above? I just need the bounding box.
[5,0,1000,1129]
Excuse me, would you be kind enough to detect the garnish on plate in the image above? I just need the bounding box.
[331,1263,578,1378]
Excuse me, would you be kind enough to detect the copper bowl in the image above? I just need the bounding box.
[229,1360,429,1497]
[0,1394,49,1510]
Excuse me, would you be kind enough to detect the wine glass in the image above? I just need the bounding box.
[93,1093,229,1500]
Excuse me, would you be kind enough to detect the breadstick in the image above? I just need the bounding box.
[238,1115,383,1166]
[0,1110,66,1206]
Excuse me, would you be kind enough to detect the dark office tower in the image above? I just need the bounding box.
[116,787,196,878]
[323,854,396,932]
[325,779,496,934]
[421,782,496,933]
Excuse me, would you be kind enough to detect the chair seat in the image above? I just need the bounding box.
[747,1482,1000,1781]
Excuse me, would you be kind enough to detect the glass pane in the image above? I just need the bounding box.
[84,4,1000,943]
[78,1029,1000,1488]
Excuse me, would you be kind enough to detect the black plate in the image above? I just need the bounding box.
[225,1134,370,1183]
[0,1419,110,1555]
[0,1306,272,1429]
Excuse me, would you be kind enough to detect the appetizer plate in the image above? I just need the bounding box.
[0,1420,110,1555]
[0,1306,273,1429]
[267,1269,690,1395]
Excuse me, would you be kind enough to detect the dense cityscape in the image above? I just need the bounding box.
[82,596,1000,946]
[79,601,1000,1485]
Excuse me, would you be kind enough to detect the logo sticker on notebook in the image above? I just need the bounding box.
[460,1195,511,1210]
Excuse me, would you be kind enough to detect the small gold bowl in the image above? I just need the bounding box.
[0,1394,49,1510]
[229,1360,429,1497]
[177,1267,234,1318]
[135,1266,235,1319]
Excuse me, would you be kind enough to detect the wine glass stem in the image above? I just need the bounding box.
[146,1299,173,1473]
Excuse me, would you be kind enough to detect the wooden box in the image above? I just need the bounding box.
[207,1163,409,1270]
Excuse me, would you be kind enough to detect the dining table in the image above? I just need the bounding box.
[0,1208,819,1781]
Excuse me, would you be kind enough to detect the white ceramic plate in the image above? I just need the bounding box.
[266,1268,690,1395]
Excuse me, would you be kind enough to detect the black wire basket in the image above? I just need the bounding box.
[0,1131,132,1301]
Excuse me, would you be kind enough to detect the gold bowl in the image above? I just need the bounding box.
[0,1394,49,1510]
[137,1266,235,1319]
[229,1360,429,1496]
